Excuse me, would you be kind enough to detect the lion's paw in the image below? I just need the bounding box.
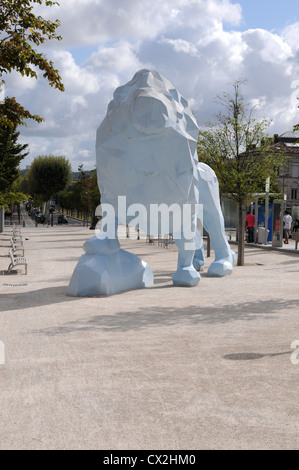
[172,267,200,287]
[207,259,233,277]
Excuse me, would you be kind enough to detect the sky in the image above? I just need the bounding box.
[3,0,299,170]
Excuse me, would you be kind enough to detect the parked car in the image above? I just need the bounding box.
[36,212,46,224]
[58,214,68,224]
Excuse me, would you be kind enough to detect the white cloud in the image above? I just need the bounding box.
[159,38,200,57]
[242,29,293,63]
[53,50,100,95]
[37,0,242,47]
[282,22,299,52]
[3,70,38,93]
[86,41,142,74]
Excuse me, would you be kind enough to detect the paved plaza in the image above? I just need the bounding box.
[0,222,299,450]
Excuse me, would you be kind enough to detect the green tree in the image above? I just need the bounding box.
[0,117,29,213]
[0,0,64,128]
[0,175,28,232]
[0,186,27,208]
[197,80,286,266]
[27,155,72,217]
[0,124,29,192]
[77,166,101,218]
[56,166,101,222]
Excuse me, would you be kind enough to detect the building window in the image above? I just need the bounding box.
[291,183,298,200]
[292,163,299,178]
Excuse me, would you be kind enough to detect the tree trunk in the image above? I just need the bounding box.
[237,203,245,266]
[0,208,4,233]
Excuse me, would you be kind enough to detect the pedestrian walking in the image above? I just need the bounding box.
[245,211,255,243]
[283,210,292,244]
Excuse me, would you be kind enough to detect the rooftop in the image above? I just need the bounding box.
[279,131,299,140]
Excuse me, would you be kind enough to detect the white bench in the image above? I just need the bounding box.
[10,236,23,247]
[12,227,22,236]
[11,234,22,245]
[10,239,25,257]
[8,249,27,275]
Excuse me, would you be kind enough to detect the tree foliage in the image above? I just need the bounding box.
[27,155,72,202]
[0,190,27,207]
[0,0,64,128]
[0,104,29,206]
[0,1,64,208]
[0,176,28,207]
[0,95,44,130]
[197,80,286,266]
[0,122,29,191]
[56,165,101,218]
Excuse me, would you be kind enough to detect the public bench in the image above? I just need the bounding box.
[8,249,27,275]
[12,225,22,236]
[226,228,236,241]
[10,235,23,247]
[146,234,174,248]
[10,238,25,257]
[11,232,22,243]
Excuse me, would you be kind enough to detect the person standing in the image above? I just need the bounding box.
[293,219,299,232]
[245,211,255,243]
[283,210,293,244]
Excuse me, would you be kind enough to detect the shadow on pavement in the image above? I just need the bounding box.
[31,297,299,335]
[0,286,77,312]
[223,351,291,361]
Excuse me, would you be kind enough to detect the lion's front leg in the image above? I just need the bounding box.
[172,231,200,287]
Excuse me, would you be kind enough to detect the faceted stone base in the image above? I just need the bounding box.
[68,238,153,296]
[172,266,200,287]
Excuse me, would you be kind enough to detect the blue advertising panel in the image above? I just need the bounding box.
[258,203,273,241]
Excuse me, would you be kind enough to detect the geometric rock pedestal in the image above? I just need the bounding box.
[172,266,200,287]
[67,236,153,296]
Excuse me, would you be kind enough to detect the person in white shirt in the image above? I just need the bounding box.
[283,210,293,244]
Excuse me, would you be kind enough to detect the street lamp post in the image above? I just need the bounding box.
[281,173,290,196]
[264,177,270,244]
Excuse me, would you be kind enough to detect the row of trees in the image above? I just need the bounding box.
[56,165,100,221]
[19,158,101,222]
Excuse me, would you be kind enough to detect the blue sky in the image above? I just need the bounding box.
[70,1,299,68]
[3,0,299,170]
[233,0,298,31]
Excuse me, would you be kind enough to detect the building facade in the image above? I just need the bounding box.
[274,131,299,220]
